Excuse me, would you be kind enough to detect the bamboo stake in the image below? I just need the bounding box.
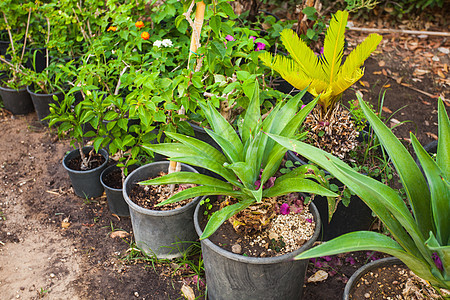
[347,26,450,37]
[169,1,206,193]
[20,8,32,63]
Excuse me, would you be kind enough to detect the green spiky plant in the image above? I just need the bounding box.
[139,82,338,240]
[260,10,382,159]
[268,95,449,291]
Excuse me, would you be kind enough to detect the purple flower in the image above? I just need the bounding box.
[432,252,443,271]
[249,36,256,41]
[255,42,265,51]
[306,218,312,223]
[280,203,290,215]
[345,256,356,265]
[322,256,332,262]
[225,35,235,41]
[254,180,261,190]
[265,176,276,188]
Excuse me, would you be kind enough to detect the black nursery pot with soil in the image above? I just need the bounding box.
[122,161,201,259]
[343,257,406,300]
[286,151,374,241]
[62,146,108,198]
[0,84,34,115]
[26,85,64,123]
[194,196,321,300]
[100,164,135,217]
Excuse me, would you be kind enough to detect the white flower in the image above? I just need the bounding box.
[161,39,173,47]
[153,40,162,48]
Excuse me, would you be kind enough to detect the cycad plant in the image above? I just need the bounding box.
[260,10,382,158]
[140,82,337,239]
[268,96,449,290]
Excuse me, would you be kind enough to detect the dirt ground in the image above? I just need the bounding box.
[0,23,448,300]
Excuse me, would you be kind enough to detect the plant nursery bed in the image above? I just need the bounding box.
[0,26,448,300]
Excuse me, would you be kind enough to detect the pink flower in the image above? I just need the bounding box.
[345,256,356,265]
[249,36,256,41]
[306,218,312,223]
[301,105,306,109]
[280,203,290,215]
[255,42,265,51]
[225,35,235,41]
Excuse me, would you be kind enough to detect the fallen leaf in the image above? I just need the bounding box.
[308,270,328,283]
[444,64,448,73]
[373,71,382,75]
[181,285,195,300]
[382,106,392,113]
[359,80,370,87]
[438,47,449,54]
[437,69,446,79]
[390,118,401,128]
[383,84,391,88]
[414,69,430,76]
[110,230,130,239]
[425,132,438,140]
[61,217,71,229]
[378,60,386,67]
[421,100,431,105]
[111,213,120,221]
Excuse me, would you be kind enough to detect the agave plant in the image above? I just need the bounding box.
[259,10,382,119]
[268,95,449,290]
[140,82,338,239]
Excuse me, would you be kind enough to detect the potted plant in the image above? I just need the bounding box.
[260,10,383,238]
[46,88,108,198]
[140,83,338,299]
[268,96,450,294]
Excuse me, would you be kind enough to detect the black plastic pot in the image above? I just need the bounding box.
[24,47,47,73]
[194,198,321,300]
[123,161,201,259]
[343,257,403,300]
[26,85,64,123]
[0,84,34,115]
[286,151,374,241]
[100,164,131,217]
[62,147,108,198]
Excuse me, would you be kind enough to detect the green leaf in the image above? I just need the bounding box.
[241,82,260,144]
[412,133,449,246]
[204,128,240,163]
[224,161,254,189]
[211,41,226,59]
[263,178,337,198]
[139,172,233,190]
[217,2,237,19]
[157,186,243,206]
[295,231,441,287]
[359,95,433,240]
[200,199,254,240]
[437,98,450,179]
[210,15,221,35]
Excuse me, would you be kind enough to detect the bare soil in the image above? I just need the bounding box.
[0,24,448,300]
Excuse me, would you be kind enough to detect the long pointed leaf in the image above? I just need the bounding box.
[358,94,433,238]
[263,178,337,198]
[204,128,240,163]
[224,161,254,190]
[295,231,441,287]
[412,133,450,246]
[241,82,261,145]
[200,199,254,239]
[138,171,233,190]
[437,97,450,179]
[157,186,244,206]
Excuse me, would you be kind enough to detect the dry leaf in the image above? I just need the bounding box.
[378,60,386,67]
[382,106,392,113]
[61,217,71,229]
[110,230,130,239]
[414,69,429,76]
[181,285,195,300]
[307,270,328,283]
[421,100,431,105]
[359,80,370,87]
[382,69,388,76]
[383,84,391,88]
[437,69,446,79]
[373,71,382,75]
[390,118,400,128]
[425,132,438,140]
[444,64,448,73]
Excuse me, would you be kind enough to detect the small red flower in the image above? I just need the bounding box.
[107,26,117,32]
[141,31,150,40]
[135,21,144,29]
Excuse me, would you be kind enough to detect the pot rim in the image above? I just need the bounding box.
[123,161,201,217]
[0,83,27,92]
[343,256,403,300]
[100,164,122,192]
[62,146,109,174]
[194,196,321,265]
[26,84,64,97]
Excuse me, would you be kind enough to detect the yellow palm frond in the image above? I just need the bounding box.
[279,29,324,80]
[321,10,348,84]
[259,52,311,87]
[330,68,364,100]
[341,33,382,77]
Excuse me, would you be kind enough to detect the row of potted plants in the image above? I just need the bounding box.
[1,0,448,298]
